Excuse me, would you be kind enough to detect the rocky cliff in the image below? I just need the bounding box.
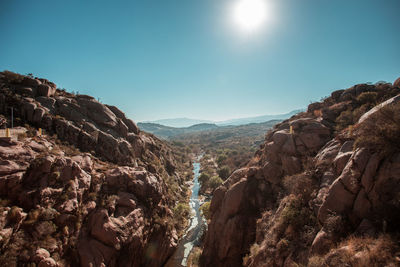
[0,71,192,266]
[201,79,400,266]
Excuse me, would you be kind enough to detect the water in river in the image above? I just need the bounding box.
[165,160,206,266]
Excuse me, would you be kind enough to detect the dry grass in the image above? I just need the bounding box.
[354,103,400,156]
[308,235,400,267]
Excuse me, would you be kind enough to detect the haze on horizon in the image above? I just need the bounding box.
[0,0,399,122]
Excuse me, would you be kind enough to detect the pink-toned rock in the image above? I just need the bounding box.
[393,77,400,88]
[272,130,289,146]
[315,139,341,164]
[311,229,333,255]
[38,257,57,267]
[37,84,56,97]
[353,188,371,219]
[318,178,356,224]
[105,167,162,202]
[333,151,352,175]
[15,85,35,96]
[361,153,381,193]
[22,77,41,88]
[281,136,297,155]
[34,221,56,238]
[265,141,281,163]
[0,228,13,246]
[339,141,354,153]
[117,192,137,209]
[358,94,400,123]
[72,154,93,173]
[78,237,117,267]
[281,156,302,176]
[33,107,46,122]
[221,178,247,218]
[262,162,282,184]
[0,160,24,175]
[33,248,51,263]
[89,209,121,248]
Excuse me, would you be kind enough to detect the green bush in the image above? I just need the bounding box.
[280,195,314,231]
[217,166,230,180]
[173,202,191,230]
[198,173,210,185]
[208,176,223,191]
[200,201,211,220]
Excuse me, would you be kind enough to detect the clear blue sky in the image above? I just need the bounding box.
[1,0,399,122]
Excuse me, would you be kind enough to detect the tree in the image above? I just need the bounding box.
[218,166,231,180]
[208,176,223,191]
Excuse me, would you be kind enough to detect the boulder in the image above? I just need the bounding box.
[33,107,46,123]
[22,77,41,88]
[38,257,57,267]
[14,85,35,96]
[394,77,400,88]
[262,161,282,184]
[33,248,51,263]
[358,94,400,123]
[281,155,302,176]
[221,178,247,218]
[272,130,289,146]
[22,102,37,122]
[36,97,56,111]
[37,84,56,97]
[318,178,356,224]
[311,229,333,255]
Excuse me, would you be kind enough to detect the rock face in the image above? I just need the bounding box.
[0,71,190,266]
[0,71,150,166]
[201,78,400,266]
[201,118,332,267]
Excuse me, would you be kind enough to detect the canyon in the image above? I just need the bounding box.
[1,70,400,266]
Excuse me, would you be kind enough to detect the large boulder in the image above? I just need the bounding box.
[37,84,56,97]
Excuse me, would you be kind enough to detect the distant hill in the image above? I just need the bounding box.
[141,109,303,128]
[137,122,219,139]
[142,118,213,128]
[216,109,303,126]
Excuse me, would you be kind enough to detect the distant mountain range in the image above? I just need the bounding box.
[137,122,219,139]
[141,109,303,128]
[138,120,282,140]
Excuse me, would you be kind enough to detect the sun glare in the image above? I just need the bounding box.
[232,0,269,33]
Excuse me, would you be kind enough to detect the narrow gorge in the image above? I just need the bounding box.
[1,70,400,267]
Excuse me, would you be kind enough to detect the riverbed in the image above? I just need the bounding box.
[165,160,206,266]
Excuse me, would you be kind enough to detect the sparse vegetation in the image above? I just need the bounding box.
[354,103,400,156]
[200,201,211,221]
[308,235,400,267]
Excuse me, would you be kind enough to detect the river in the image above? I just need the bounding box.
[165,159,206,266]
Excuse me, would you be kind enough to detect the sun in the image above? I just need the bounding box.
[232,0,269,33]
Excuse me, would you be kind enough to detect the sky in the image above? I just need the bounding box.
[0,0,399,122]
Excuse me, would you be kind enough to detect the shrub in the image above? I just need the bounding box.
[217,166,230,180]
[283,173,315,201]
[208,175,223,191]
[2,70,24,83]
[335,109,354,131]
[354,103,400,156]
[173,202,191,230]
[200,201,211,220]
[198,173,210,185]
[187,247,202,267]
[217,154,227,166]
[280,195,314,231]
[356,92,378,105]
[315,235,400,267]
